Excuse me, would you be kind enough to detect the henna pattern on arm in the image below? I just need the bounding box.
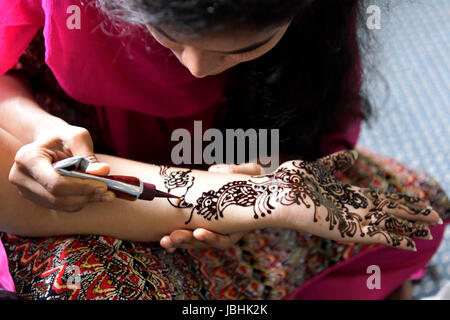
[158,166,195,209]
[157,156,430,249]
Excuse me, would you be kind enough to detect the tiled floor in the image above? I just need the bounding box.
[357,0,449,299]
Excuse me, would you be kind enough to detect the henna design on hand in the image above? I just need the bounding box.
[157,151,432,249]
[364,189,432,216]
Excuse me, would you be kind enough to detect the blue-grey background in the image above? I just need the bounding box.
[357,0,449,299]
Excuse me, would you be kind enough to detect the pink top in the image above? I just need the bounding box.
[0,0,362,292]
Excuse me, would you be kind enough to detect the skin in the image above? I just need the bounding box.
[145,20,291,249]
[146,21,291,78]
[0,17,436,300]
[157,151,437,251]
[0,24,442,255]
[1,120,440,250]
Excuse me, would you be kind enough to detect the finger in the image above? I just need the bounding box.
[160,236,177,253]
[62,128,111,176]
[209,163,264,175]
[87,190,116,203]
[13,148,108,197]
[365,210,432,240]
[316,150,358,175]
[12,164,113,208]
[193,228,243,250]
[362,225,417,251]
[17,184,91,212]
[84,157,110,176]
[362,188,441,224]
[167,230,209,249]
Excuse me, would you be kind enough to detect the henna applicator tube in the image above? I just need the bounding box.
[52,156,179,201]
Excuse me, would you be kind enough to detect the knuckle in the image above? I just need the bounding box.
[71,127,93,143]
[44,180,61,194]
[72,126,90,137]
[13,145,32,167]
[48,195,59,206]
[8,167,18,185]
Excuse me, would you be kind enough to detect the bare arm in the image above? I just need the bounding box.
[0,76,438,250]
[0,73,280,242]
[1,125,438,251]
[60,154,284,241]
[0,130,280,242]
[0,72,68,143]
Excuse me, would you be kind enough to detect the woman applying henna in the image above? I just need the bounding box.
[0,0,448,299]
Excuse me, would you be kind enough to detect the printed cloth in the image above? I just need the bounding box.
[1,145,449,299]
[1,0,448,299]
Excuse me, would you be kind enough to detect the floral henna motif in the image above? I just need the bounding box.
[158,157,429,248]
[366,226,416,249]
[315,150,357,176]
[159,166,194,209]
[161,161,369,239]
[363,189,432,216]
[365,209,429,238]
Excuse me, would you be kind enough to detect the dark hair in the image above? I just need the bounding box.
[96,0,374,161]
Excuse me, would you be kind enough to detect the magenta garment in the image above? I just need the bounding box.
[0,0,362,294]
[287,223,448,299]
[0,239,14,291]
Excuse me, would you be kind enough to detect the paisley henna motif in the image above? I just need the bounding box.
[157,153,432,248]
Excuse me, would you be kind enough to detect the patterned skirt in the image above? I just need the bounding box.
[2,145,449,300]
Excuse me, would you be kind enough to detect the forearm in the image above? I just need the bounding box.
[59,153,282,242]
[1,145,282,242]
[0,72,68,143]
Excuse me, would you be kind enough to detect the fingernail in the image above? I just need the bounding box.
[437,218,443,225]
[350,150,359,161]
[94,187,106,195]
[87,162,106,171]
[101,192,114,202]
[193,229,203,239]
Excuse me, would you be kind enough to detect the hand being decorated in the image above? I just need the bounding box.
[275,150,440,251]
[159,150,440,253]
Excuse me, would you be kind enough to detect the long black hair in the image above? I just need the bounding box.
[96,0,374,161]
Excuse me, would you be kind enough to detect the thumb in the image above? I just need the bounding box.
[85,157,110,176]
[316,149,358,175]
[71,147,110,176]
